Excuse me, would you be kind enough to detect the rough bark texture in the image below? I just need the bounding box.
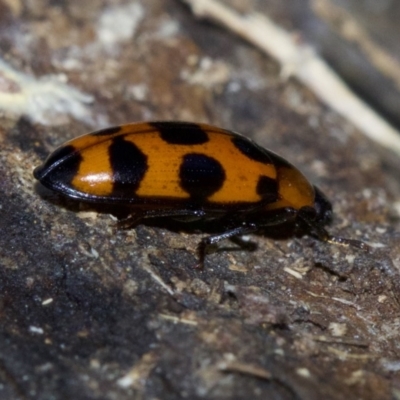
[1,1,400,399]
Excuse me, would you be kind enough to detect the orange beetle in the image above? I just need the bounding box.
[34,121,367,261]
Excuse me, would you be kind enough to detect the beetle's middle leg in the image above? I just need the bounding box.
[198,208,299,266]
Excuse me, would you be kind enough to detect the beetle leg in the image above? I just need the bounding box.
[198,223,259,267]
[197,209,300,267]
[117,209,207,229]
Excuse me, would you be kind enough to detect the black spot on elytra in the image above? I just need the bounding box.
[151,122,209,145]
[256,175,279,201]
[232,137,272,164]
[91,126,122,136]
[179,153,225,199]
[33,146,80,180]
[34,145,80,182]
[109,136,148,197]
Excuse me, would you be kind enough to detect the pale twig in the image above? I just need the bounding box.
[181,0,400,155]
[312,0,400,91]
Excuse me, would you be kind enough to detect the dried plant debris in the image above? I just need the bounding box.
[0,58,93,125]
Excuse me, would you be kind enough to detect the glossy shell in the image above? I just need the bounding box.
[34,122,316,213]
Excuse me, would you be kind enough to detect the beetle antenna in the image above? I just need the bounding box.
[300,215,371,252]
[324,235,370,252]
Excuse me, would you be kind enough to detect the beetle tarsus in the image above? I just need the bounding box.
[117,214,143,229]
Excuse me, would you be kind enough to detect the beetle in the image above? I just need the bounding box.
[33,121,368,262]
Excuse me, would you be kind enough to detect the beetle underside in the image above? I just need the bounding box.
[117,202,369,266]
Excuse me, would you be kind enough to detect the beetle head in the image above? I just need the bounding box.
[299,186,369,252]
[313,186,332,225]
